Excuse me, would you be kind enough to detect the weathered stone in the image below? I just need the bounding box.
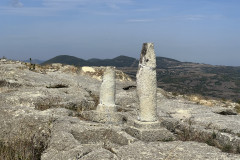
[80,66,132,81]
[80,110,126,125]
[1,59,240,159]
[125,126,175,142]
[116,141,240,160]
[97,66,117,112]
[125,120,176,142]
[136,42,157,122]
[42,146,92,160]
[0,58,7,62]
[158,97,240,153]
[80,67,123,124]
[71,127,137,146]
[125,43,176,142]
[81,148,118,160]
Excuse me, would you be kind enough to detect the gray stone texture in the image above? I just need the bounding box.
[1,59,240,159]
[116,141,240,160]
[125,43,176,142]
[80,110,126,125]
[97,66,117,112]
[136,42,158,122]
[125,126,176,142]
[125,120,176,142]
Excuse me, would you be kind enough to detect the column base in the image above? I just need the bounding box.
[96,104,117,112]
[80,110,126,125]
[125,120,176,142]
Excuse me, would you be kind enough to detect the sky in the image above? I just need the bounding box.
[0,0,240,66]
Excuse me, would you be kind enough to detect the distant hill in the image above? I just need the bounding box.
[87,55,139,67]
[41,55,89,66]
[41,55,180,68]
[24,59,44,64]
[42,55,139,67]
[41,54,240,102]
[156,57,181,68]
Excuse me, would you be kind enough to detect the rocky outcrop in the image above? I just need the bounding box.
[0,59,240,159]
[116,141,240,160]
[80,66,132,82]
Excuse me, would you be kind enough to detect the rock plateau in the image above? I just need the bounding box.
[0,59,240,160]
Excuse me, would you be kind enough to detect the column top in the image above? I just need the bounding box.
[139,43,156,69]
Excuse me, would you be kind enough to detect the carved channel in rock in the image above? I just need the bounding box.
[122,85,136,90]
[46,84,69,88]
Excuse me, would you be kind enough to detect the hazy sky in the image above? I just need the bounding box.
[0,0,240,66]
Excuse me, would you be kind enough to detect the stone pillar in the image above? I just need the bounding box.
[97,66,117,112]
[136,42,157,122]
[125,43,176,141]
[80,66,125,124]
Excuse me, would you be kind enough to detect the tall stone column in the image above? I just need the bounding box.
[125,43,176,141]
[97,66,117,112]
[136,42,157,122]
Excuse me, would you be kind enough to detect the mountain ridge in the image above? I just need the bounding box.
[24,59,45,64]
[41,55,240,102]
[42,55,189,68]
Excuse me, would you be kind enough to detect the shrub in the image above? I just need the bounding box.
[222,144,232,153]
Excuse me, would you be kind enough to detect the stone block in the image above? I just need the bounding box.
[96,104,117,112]
[80,110,126,125]
[125,121,176,142]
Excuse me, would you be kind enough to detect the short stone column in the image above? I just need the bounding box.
[81,66,124,124]
[97,66,117,112]
[136,42,157,122]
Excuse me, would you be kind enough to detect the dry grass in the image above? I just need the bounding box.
[173,117,238,153]
[170,92,240,113]
[0,139,42,160]
[0,131,49,160]
[0,116,53,160]
[235,104,240,113]
[76,90,99,115]
[34,96,61,111]
[186,94,216,107]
